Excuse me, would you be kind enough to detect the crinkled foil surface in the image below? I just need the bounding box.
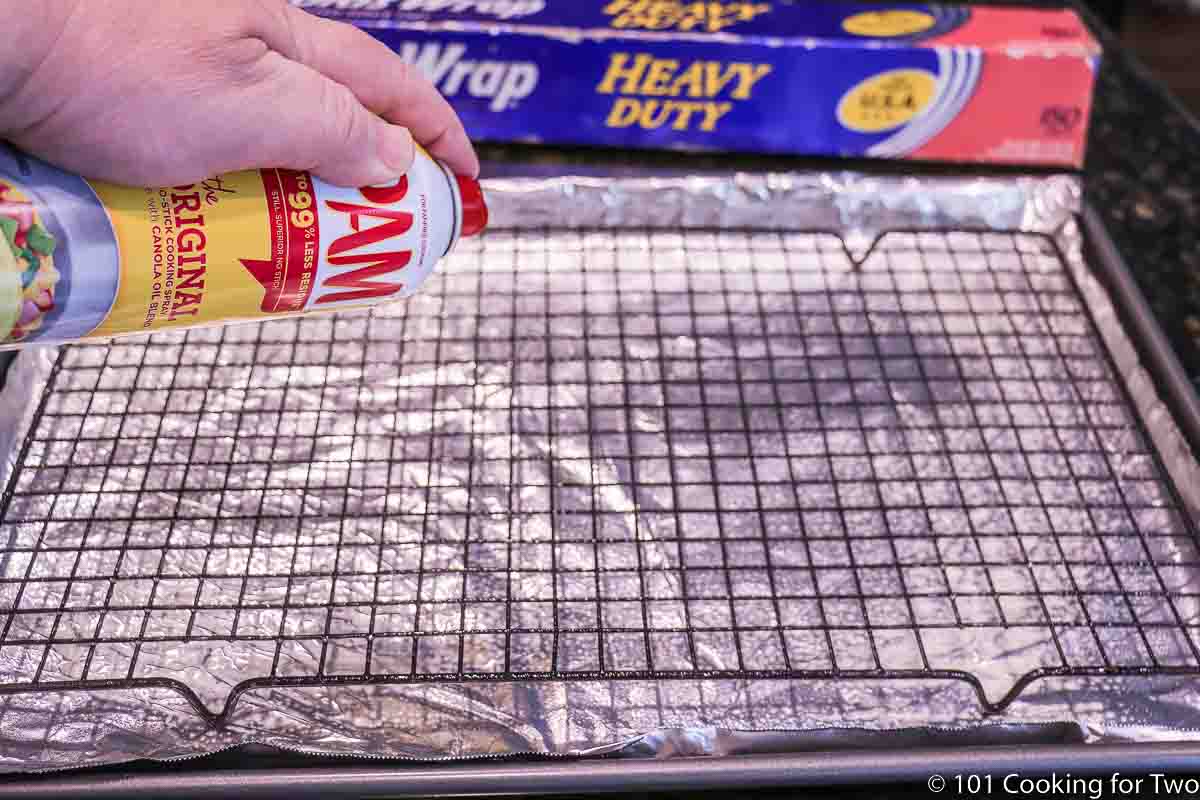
[0,166,1198,773]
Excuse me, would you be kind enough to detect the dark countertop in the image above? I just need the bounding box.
[1085,33,1200,393]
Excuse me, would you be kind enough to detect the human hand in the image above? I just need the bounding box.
[0,0,479,187]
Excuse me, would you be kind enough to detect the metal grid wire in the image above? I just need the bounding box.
[0,228,1197,725]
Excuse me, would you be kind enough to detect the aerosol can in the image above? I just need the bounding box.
[0,143,487,348]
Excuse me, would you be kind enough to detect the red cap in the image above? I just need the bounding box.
[455,175,488,238]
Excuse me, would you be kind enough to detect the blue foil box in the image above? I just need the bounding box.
[294,1,1100,167]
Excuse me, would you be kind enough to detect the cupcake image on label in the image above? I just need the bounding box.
[0,144,124,348]
[0,177,61,344]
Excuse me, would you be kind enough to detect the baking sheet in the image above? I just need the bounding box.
[0,167,1198,773]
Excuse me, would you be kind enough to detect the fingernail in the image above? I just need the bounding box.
[379,124,415,175]
[465,151,482,179]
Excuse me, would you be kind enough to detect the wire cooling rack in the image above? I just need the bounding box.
[0,228,1196,725]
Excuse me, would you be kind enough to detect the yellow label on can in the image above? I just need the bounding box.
[89,173,273,339]
[841,10,936,37]
[836,69,938,133]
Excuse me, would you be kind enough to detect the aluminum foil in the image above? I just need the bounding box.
[0,165,1198,774]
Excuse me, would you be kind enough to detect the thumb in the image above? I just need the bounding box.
[252,52,415,188]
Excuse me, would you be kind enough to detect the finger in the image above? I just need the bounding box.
[276,7,480,178]
[250,52,417,188]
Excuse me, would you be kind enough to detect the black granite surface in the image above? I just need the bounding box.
[1085,37,1200,393]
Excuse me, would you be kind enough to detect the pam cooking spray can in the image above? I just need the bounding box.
[0,142,488,349]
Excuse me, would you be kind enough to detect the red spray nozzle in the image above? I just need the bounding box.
[455,175,488,238]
